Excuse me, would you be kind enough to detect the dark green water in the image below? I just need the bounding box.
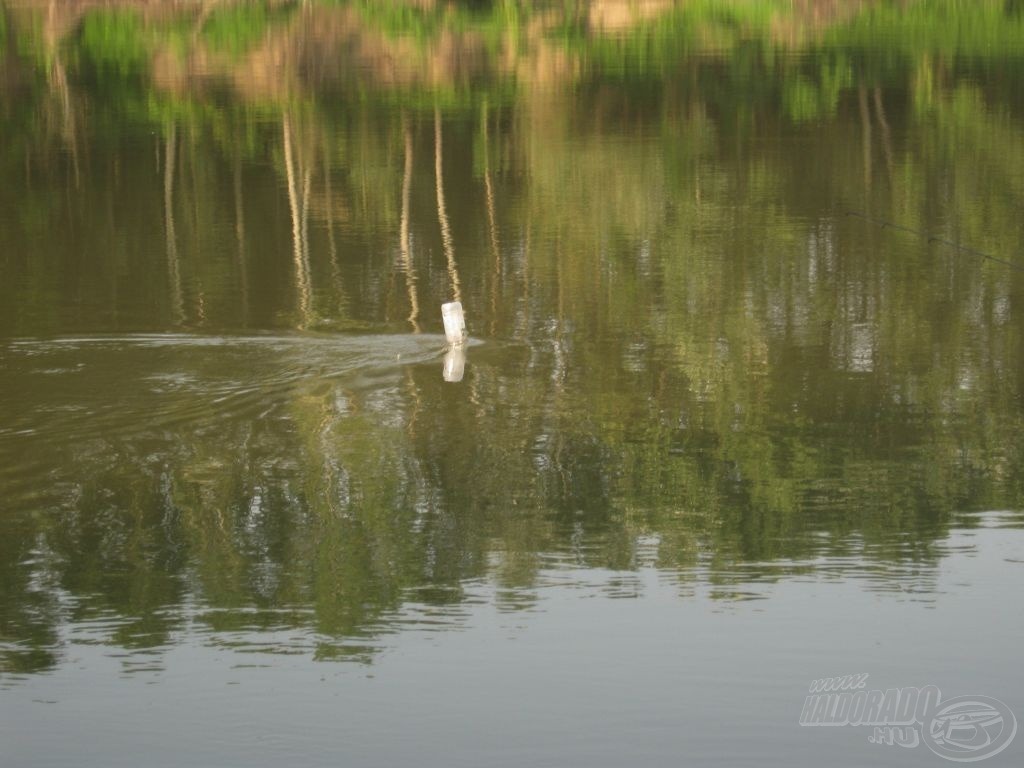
[2,2,1024,765]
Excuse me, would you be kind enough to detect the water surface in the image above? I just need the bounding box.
[2,1,1024,765]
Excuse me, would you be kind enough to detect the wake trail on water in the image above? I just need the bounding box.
[0,333,455,495]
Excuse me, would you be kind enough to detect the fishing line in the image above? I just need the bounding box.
[844,210,1024,273]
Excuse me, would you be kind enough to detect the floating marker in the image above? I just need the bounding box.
[441,301,467,346]
[443,346,466,382]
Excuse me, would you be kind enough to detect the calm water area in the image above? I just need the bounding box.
[2,1,1024,765]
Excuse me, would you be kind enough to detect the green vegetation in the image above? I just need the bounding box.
[202,2,297,59]
[76,9,149,79]
[352,0,523,46]
[828,0,1024,58]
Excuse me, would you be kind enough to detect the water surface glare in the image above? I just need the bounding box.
[2,516,1023,767]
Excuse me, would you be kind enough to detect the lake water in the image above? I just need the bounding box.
[2,2,1024,765]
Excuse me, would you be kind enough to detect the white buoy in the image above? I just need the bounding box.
[441,301,467,347]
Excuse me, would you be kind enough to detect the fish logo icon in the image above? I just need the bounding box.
[924,695,1017,762]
